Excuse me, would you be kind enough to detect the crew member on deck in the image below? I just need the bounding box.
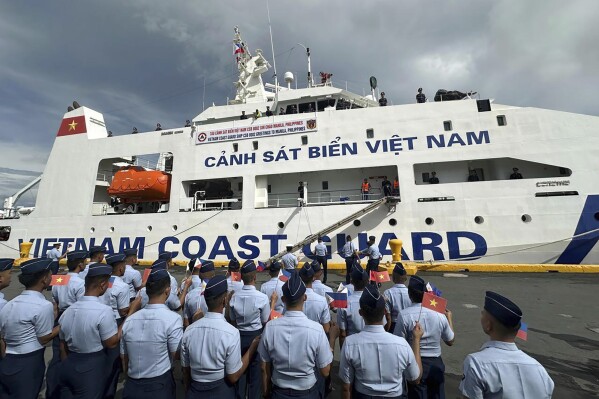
[0,258,13,312]
[240,111,248,120]
[156,123,163,131]
[361,178,371,200]
[428,172,439,184]
[416,88,426,103]
[0,258,59,399]
[254,109,262,119]
[185,119,192,127]
[279,107,286,115]
[382,176,392,197]
[459,291,554,398]
[510,167,523,179]
[265,106,273,116]
[132,126,138,134]
[468,170,480,182]
[378,92,388,106]
[298,181,306,207]
[393,176,399,196]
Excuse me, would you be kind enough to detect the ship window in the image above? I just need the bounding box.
[252,141,258,150]
[414,158,572,185]
[233,143,239,152]
[521,214,532,223]
[301,135,308,145]
[317,99,335,111]
[233,223,239,230]
[0,226,11,241]
[353,220,361,227]
[443,121,452,131]
[267,185,272,194]
[180,177,243,212]
[278,222,285,228]
[389,218,397,226]
[425,217,434,225]
[285,104,299,114]
[497,115,507,126]
[474,216,484,224]
[299,102,316,114]
[366,128,374,139]
[322,181,329,190]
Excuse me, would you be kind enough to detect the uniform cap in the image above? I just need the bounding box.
[124,248,138,257]
[86,263,113,278]
[299,262,315,279]
[0,258,14,271]
[268,261,282,271]
[20,258,53,275]
[241,260,256,273]
[199,260,215,273]
[67,251,89,261]
[147,268,170,283]
[393,262,407,276]
[310,259,321,272]
[105,253,126,266]
[204,275,228,298]
[408,275,426,291]
[151,259,168,270]
[282,272,306,302]
[228,258,240,270]
[158,251,176,260]
[350,263,367,282]
[89,246,106,256]
[360,284,385,310]
[484,291,522,328]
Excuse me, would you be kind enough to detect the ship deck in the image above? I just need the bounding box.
[7,269,597,397]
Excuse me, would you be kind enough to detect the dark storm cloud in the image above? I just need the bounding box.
[0,0,597,202]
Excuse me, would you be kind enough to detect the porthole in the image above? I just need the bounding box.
[595,212,599,221]
[147,225,153,232]
[389,218,397,226]
[90,227,95,233]
[278,222,284,229]
[353,220,361,227]
[425,217,434,225]
[109,227,115,233]
[172,225,178,232]
[474,216,484,224]
[521,214,532,223]
[233,223,239,230]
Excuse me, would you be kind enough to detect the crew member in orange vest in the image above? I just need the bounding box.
[361,178,371,200]
[393,176,399,196]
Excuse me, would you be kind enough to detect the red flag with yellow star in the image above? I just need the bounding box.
[57,116,87,137]
[230,272,242,282]
[51,274,71,286]
[269,310,283,321]
[422,292,447,314]
[370,270,390,283]
[142,269,151,284]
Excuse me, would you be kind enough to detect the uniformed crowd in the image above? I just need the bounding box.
[0,245,555,399]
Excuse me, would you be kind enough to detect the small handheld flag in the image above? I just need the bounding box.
[269,310,283,321]
[257,261,266,272]
[142,269,151,284]
[370,270,390,283]
[426,282,443,297]
[51,274,71,286]
[107,276,116,288]
[278,269,291,282]
[517,322,528,341]
[234,43,244,55]
[230,272,241,282]
[422,292,447,314]
[326,292,348,308]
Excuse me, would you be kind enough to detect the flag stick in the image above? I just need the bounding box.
[417,303,423,323]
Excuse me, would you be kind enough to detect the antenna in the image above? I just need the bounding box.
[266,0,278,106]
[297,43,313,88]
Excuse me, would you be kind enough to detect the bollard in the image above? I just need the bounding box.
[389,239,403,262]
[13,241,34,267]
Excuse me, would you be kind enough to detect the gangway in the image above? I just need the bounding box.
[265,196,398,264]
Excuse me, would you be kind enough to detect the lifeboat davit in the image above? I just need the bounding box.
[108,166,171,202]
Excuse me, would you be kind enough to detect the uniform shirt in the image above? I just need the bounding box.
[168,272,179,296]
[184,287,207,322]
[364,244,381,260]
[181,312,243,383]
[121,304,184,379]
[338,291,366,335]
[227,276,244,293]
[0,292,6,312]
[281,253,298,270]
[260,277,284,313]
[394,304,454,357]
[0,290,54,354]
[459,341,554,399]
[314,243,327,257]
[104,275,130,319]
[59,296,117,353]
[138,287,181,311]
[340,325,420,397]
[52,272,85,312]
[258,311,333,390]
[312,280,333,298]
[383,284,412,323]
[229,285,269,331]
[47,247,62,261]
[180,275,202,292]
[302,288,330,325]
[341,242,357,258]
[123,265,142,299]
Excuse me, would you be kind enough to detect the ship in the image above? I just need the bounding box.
[1,27,598,266]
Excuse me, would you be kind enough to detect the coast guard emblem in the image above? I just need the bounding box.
[307,119,317,130]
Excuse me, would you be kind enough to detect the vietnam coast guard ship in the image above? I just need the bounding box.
[1,27,598,266]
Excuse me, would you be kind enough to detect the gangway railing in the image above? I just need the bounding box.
[265,196,396,264]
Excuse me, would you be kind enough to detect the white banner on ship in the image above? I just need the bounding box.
[195,118,317,145]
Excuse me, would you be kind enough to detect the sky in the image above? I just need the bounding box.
[1,0,598,205]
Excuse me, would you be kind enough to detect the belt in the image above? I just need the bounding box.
[273,384,317,395]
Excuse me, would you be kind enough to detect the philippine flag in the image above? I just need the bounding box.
[278,269,292,282]
[108,276,116,288]
[326,292,348,308]
[517,322,528,341]
[234,43,244,55]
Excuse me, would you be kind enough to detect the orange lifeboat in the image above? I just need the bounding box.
[108,166,171,203]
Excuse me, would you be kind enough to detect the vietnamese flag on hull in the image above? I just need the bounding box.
[57,115,87,137]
